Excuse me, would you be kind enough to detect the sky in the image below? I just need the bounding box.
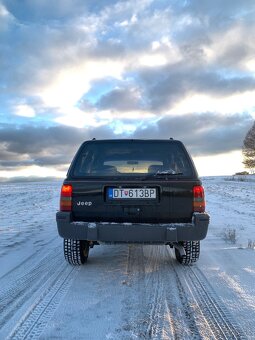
[0,0,255,180]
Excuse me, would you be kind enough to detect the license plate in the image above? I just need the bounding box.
[108,188,157,199]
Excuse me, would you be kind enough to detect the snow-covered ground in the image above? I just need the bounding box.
[0,177,255,339]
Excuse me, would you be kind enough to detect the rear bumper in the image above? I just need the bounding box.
[56,212,209,244]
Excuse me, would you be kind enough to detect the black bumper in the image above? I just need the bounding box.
[56,212,209,244]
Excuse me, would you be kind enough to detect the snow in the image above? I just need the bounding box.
[0,177,255,339]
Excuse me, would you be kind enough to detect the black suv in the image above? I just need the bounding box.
[56,139,209,265]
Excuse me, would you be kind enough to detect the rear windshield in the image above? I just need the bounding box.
[72,140,194,177]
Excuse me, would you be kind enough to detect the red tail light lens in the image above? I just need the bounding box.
[193,185,205,212]
[60,184,72,211]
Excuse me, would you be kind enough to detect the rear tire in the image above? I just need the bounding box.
[175,241,200,265]
[64,239,89,265]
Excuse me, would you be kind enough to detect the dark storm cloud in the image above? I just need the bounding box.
[0,124,115,169]
[0,112,253,171]
[0,125,82,154]
[135,63,255,111]
[97,88,145,111]
[0,125,87,168]
[133,112,254,156]
[96,62,255,112]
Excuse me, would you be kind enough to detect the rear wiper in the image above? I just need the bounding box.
[142,169,183,180]
[155,170,183,176]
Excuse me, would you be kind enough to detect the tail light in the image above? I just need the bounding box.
[60,184,72,211]
[193,185,205,212]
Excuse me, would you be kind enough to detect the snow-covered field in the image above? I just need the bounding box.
[0,177,255,339]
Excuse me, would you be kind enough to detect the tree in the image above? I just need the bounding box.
[242,122,255,173]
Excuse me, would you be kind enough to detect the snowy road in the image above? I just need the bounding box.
[0,178,255,339]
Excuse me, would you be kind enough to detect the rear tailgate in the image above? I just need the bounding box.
[70,179,199,223]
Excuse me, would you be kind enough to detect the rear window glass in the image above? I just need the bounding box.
[72,141,193,177]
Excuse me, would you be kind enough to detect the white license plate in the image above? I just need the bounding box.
[108,188,156,199]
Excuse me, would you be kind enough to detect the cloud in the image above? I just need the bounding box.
[181,0,255,19]
[2,0,104,22]
[97,87,145,111]
[0,0,255,178]
[133,112,254,156]
[135,63,255,111]
[0,124,115,169]
[0,112,253,172]
[0,125,86,168]
[14,104,36,117]
[1,0,255,117]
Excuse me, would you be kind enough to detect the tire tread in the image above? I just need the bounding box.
[175,241,200,265]
[63,239,88,265]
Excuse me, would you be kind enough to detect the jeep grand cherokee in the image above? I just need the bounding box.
[56,139,209,265]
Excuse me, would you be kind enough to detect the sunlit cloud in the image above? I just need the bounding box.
[39,60,124,108]
[245,59,255,72]
[14,104,36,118]
[204,23,255,69]
[0,3,9,16]
[138,54,168,67]
[169,91,255,118]
[54,107,102,128]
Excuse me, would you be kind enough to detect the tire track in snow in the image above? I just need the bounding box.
[122,244,149,338]
[186,266,246,339]
[0,236,59,282]
[7,264,76,340]
[122,245,246,339]
[122,245,200,339]
[166,264,201,339]
[0,248,63,331]
[0,245,77,340]
[168,247,246,339]
[144,246,201,339]
[144,246,169,339]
